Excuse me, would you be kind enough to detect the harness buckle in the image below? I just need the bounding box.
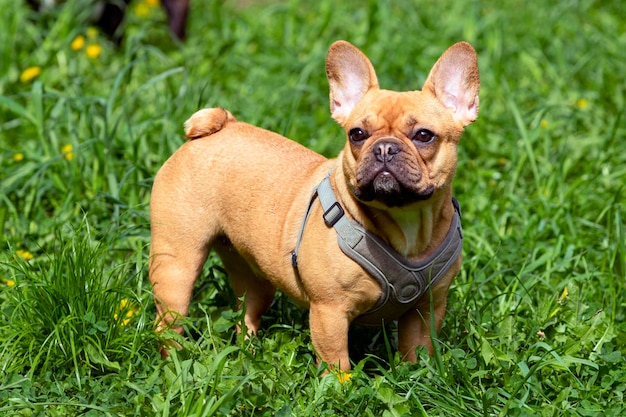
[323,202,344,227]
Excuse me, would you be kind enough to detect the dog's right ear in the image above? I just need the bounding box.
[422,42,480,127]
[326,41,379,124]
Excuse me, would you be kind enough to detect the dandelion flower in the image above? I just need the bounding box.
[87,27,98,38]
[115,299,139,326]
[16,249,34,261]
[576,98,588,109]
[118,298,131,311]
[13,153,24,162]
[335,370,352,384]
[20,66,41,83]
[134,2,150,17]
[85,44,102,59]
[3,278,16,287]
[540,119,548,128]
[135,0,160,16]
[71,35,86,51]
[61,144,74,161]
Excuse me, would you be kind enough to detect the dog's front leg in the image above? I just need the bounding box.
[398,259,459,361]
[398,308,436,361]
[397,289,451,361]
[309,303,351,371]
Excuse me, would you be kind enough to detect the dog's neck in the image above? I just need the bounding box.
[377,195,453,259]
[385,206,436,257]
[334,172,453,260]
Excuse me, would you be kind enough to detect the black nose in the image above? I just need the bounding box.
[374,141,400,163]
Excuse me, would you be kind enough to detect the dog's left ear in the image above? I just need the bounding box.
[422,42,480,127]
[326,41,380,124]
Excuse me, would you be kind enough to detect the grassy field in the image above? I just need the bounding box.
[1,0,625,415]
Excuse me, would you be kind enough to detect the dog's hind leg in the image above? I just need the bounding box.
[149,107,237,350]
[214,240,276,335]
[148,165,218,343]
[149,218,213,338]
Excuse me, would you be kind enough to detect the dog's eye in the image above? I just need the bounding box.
[349,128,369,143]
[412,129,436,143]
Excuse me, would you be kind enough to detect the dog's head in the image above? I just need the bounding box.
[326,41,479,208]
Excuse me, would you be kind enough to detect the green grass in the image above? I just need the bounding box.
[1,0,625,415]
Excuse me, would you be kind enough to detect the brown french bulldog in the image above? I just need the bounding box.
[149,40,479,370]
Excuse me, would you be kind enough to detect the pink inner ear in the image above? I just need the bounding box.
[330,77,369,120]
[467,95,479,116]
[331,98,341,115]
[441,85,479,125]
[342,74,368,106]
[442,92,460,114]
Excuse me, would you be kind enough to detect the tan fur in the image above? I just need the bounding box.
[149,41,479,370]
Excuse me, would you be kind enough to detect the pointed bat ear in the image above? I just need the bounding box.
[326,41,379,124]
[422,42,480,126]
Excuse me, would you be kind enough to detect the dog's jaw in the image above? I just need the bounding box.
[353,174,435,207]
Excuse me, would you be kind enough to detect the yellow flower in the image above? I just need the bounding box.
[87,27,98,38]
[334,370,352,384]
[3,278,16,287]
[134,2,150,17]
[20,66,41,83]
[61,144,73,161]
[71,35,85,51]
[13,153,24,162]
[115,299,139,326]
[576,98,588,109]
[85,43,102,59]
[540,119,548,128]
[16,249,34,261]
[135,0,160,16]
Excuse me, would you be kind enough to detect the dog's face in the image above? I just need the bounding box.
[326,42,479,209]
[341,90,464,207]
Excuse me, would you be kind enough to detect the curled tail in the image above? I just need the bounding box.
[184,108,237,140]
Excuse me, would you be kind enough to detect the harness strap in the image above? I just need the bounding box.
[292,170,463,324]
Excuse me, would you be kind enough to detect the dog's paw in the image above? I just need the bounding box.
[184,108,236,139]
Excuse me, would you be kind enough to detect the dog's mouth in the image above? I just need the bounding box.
[352,138,436,207]
[354,170,435,207]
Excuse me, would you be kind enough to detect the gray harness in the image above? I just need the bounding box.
[291,170,463,325]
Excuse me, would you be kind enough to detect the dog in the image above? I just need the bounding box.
[149,40,479,370]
